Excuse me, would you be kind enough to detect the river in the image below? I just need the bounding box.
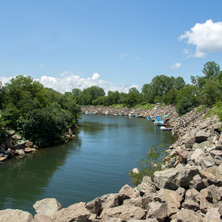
[0,114,177,214]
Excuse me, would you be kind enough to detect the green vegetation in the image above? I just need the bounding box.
[204,101,222,121]
[129,145,166,185]
[0,76,80,148]
[72,61,222,117]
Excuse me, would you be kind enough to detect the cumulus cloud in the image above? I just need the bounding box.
[179,19,222,58]
[38,72,137,93]
[0,72,139,93]
[170,62,182,69]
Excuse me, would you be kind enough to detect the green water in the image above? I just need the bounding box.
[0,114,177,214]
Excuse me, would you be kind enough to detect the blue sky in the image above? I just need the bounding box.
[0,0,222,93]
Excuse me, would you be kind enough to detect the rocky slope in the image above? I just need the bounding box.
[1,106,222,222]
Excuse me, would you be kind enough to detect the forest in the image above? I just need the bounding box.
[0,61,222,147]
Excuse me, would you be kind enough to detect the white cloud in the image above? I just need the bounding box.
[179,19,222,58]
[38,72,136,93]
[170,62,182,69]
[0,72,139,93]
[92,73,100,80]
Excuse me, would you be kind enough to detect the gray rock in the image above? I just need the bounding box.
[12,134,22,140]
[182,199,200,211]
[210,150,222,160]
[119,184,140,198]
[171,209,203,222]
[146,202,168,221]
[0,209,34,222]
[101,204,146,221]
[86,197,102,215]
[185,137,196,148]
[155,189,182,215]
[136,176,156,196]
[33,198,62,217]
[201,158,215,168]
[52,202,90,222]
[185,188,200,203]
[189,174,206,191]
[204,208,221,222]
[195,130,210,143]
[190,148,205,164]
[123,197,143,208]
[153,168,179,190]
[14,140,25,149]
[34,214,52,222]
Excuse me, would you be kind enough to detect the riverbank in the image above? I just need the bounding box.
[0,129,76,162]
[1,105,222,221]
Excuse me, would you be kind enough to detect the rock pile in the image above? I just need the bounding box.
[1,106,222,221]
[0,130,37,162]
[81,105,178,121]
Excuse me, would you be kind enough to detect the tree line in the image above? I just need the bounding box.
[0,61,222,147]
[71,61,222,115]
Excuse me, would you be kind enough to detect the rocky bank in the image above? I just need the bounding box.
[1,105,222,222]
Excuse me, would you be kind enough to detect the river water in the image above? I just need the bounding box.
[0,114,176,214]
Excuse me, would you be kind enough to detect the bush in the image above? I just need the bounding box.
[129,145,165,185]
[176,96,197,116]
[17,104,75,147]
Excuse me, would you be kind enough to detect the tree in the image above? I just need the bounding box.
[124,87,142,107]
[202,61,220,80]
[82,86,105,105]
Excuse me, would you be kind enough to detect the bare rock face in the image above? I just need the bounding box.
[0,209,34,222]
[171,209,203,222]
[101,204,146,221]
[34,214,52,222]
[33,198,62,217]
[52,202,90,222]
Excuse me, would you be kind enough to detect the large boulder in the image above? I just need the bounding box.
[204,208,221,222]
[52,202,90,222]
[0,209,34,222]
[33,198,62,217]
[153,168,179,190]
[171,209,203,222]
[155,189,182,215]
[86,197,102,215]
[119,184,140,198]
[101,203,146,221]
[136,176,156,196]
[146,202,168,222]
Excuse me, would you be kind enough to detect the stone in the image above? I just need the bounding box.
[175,187,186,199]
[185,137,196,148]
[195,130,210,143]
[132,168,140,174]
[201,166,222,186]
[24,148,36,153]
[184,188,200,203]
[155,189,182,215]
[189,174,206,191]
[0,156,8,161]
[123,197,143,208]
[33,198,62,217]
[15,149,25,155]
[119,184,140,198]
[204,208,221,222]
[146,202,168,221]
[12,134,22,140]
[199,188,215,213]
[86,197,102,215]
[175,166,200,188]
[25,141,33,147]
[52,202,90,222]
[190,148,205,164]
[182,199,200,211]
[136,176,156,196]
[101,204,146,221]
[14,140,25,149]
[210,150,222,160]
[153,168,179,190]
[34,214,52,222]
[171,209,203,222]
[201,158,215,168]
[0,209,34,222]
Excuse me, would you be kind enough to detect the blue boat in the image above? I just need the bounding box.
[147,117,152,120]
[154,116,164,126]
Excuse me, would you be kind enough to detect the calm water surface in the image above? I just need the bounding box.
[0,115,177,214]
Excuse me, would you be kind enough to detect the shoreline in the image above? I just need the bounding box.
[1,105,222,221]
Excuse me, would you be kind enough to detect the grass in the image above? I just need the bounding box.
[197,105,207,113]
[204,101,222,121]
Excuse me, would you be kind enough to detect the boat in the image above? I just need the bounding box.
[154,116,164,126]
[160,126,173,131]
[147,117,152,120]
[129,113,134,117]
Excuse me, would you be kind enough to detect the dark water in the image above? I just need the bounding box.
[0,114,177,214]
